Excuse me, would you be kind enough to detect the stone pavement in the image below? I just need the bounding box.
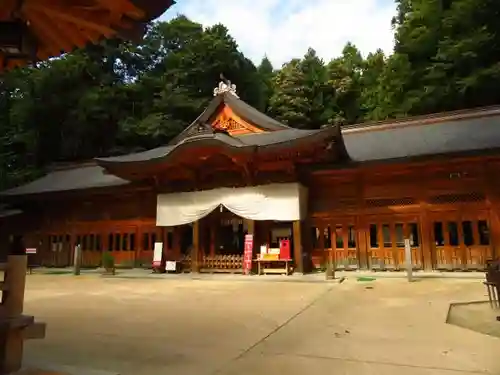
[22,275,499,375]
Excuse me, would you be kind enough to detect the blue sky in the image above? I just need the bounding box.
[159,0,397,68]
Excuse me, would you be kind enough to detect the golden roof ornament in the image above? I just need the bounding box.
[213,74,239,98]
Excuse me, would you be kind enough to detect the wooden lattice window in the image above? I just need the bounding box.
[365,197,415,207]
[428,192,485,205]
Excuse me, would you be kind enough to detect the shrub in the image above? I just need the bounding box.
[102,252,115,269]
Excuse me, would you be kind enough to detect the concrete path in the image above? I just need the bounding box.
[22,276,499,375]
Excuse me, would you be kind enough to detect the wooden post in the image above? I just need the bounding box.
[73,244,81,276]
[419,208,433,270]
[3,256,26,317]
[1,255,46,374]
[293,220,303,274]
[404,238,413,282]
[191,221,200,273]
[209,223,216,257]
[326,221,335,280]
[173,226,181,260]
[2,256,26,374]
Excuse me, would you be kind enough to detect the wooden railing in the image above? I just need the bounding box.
[201,255,243,273]
[0,255,46,374]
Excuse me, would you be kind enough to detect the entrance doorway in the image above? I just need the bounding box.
[43,234,72,267]
[430,210,493,270]
[310,217,360,270]
[365,214,423,270]
[326,219,359,270]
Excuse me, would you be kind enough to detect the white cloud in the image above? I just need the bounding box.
[160,0,396,68]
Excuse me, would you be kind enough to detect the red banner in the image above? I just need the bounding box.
[243,234,254,275]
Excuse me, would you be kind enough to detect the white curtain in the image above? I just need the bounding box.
[156,183,307,227]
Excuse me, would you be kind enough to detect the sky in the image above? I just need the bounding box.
[159,0,397,68]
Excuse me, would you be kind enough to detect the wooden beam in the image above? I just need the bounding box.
[191,221,200,273]
[27,5,116,37]
[27,10,75,55]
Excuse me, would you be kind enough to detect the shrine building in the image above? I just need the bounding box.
[1,80,500,273]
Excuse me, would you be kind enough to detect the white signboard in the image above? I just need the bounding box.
[260,245,268,255]
[153,242,163,267]
[166,261,177,272]
[26,248,37,254]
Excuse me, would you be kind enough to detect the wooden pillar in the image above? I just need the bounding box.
[301,218,313,273]
[318,221,325,266]
[419,207,433,270]
[209,223,216,257]
[356,218,369,270]
[489,206,500,260]
[191,221,200,273]
[136,224,144,264]
[293,220,303,274]
[3,255,26,373]
[173,226,181,260]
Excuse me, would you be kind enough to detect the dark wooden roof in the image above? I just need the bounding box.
[96,128,336,165]
[132,0,176,19]
[4,106,500,197]
[343,106,500,162]
[0,0,175,71]
[0,163,129,197]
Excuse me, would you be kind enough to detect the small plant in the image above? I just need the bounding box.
[102,252,115,271]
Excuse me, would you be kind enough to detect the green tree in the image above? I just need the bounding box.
[256,56,275,112]
[269,48,328,128]
[325,42,364,125]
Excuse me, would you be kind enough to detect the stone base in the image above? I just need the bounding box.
[446,300,500,338]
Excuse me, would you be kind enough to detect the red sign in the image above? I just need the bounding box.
[279,240,291,260]
[243,234,254,275]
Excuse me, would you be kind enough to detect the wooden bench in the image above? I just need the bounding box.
[256,259,292,276]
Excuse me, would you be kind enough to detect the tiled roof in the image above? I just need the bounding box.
[342,109,500,162]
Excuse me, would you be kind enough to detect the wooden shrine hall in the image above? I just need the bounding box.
[2,80,500,274]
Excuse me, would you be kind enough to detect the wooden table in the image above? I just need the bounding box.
[256,259,292,275]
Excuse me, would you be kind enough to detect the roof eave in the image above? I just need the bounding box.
[96,126,344,175]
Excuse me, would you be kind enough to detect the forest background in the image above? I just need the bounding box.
[1,0,498,189]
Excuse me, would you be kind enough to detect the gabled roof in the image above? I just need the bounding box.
[96,86,334,168]
[169,91,290,145]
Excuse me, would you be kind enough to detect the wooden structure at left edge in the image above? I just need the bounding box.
[2,81,500,274]
[0,0,175,71]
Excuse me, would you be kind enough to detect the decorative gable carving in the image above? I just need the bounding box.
[210,106,264,136]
